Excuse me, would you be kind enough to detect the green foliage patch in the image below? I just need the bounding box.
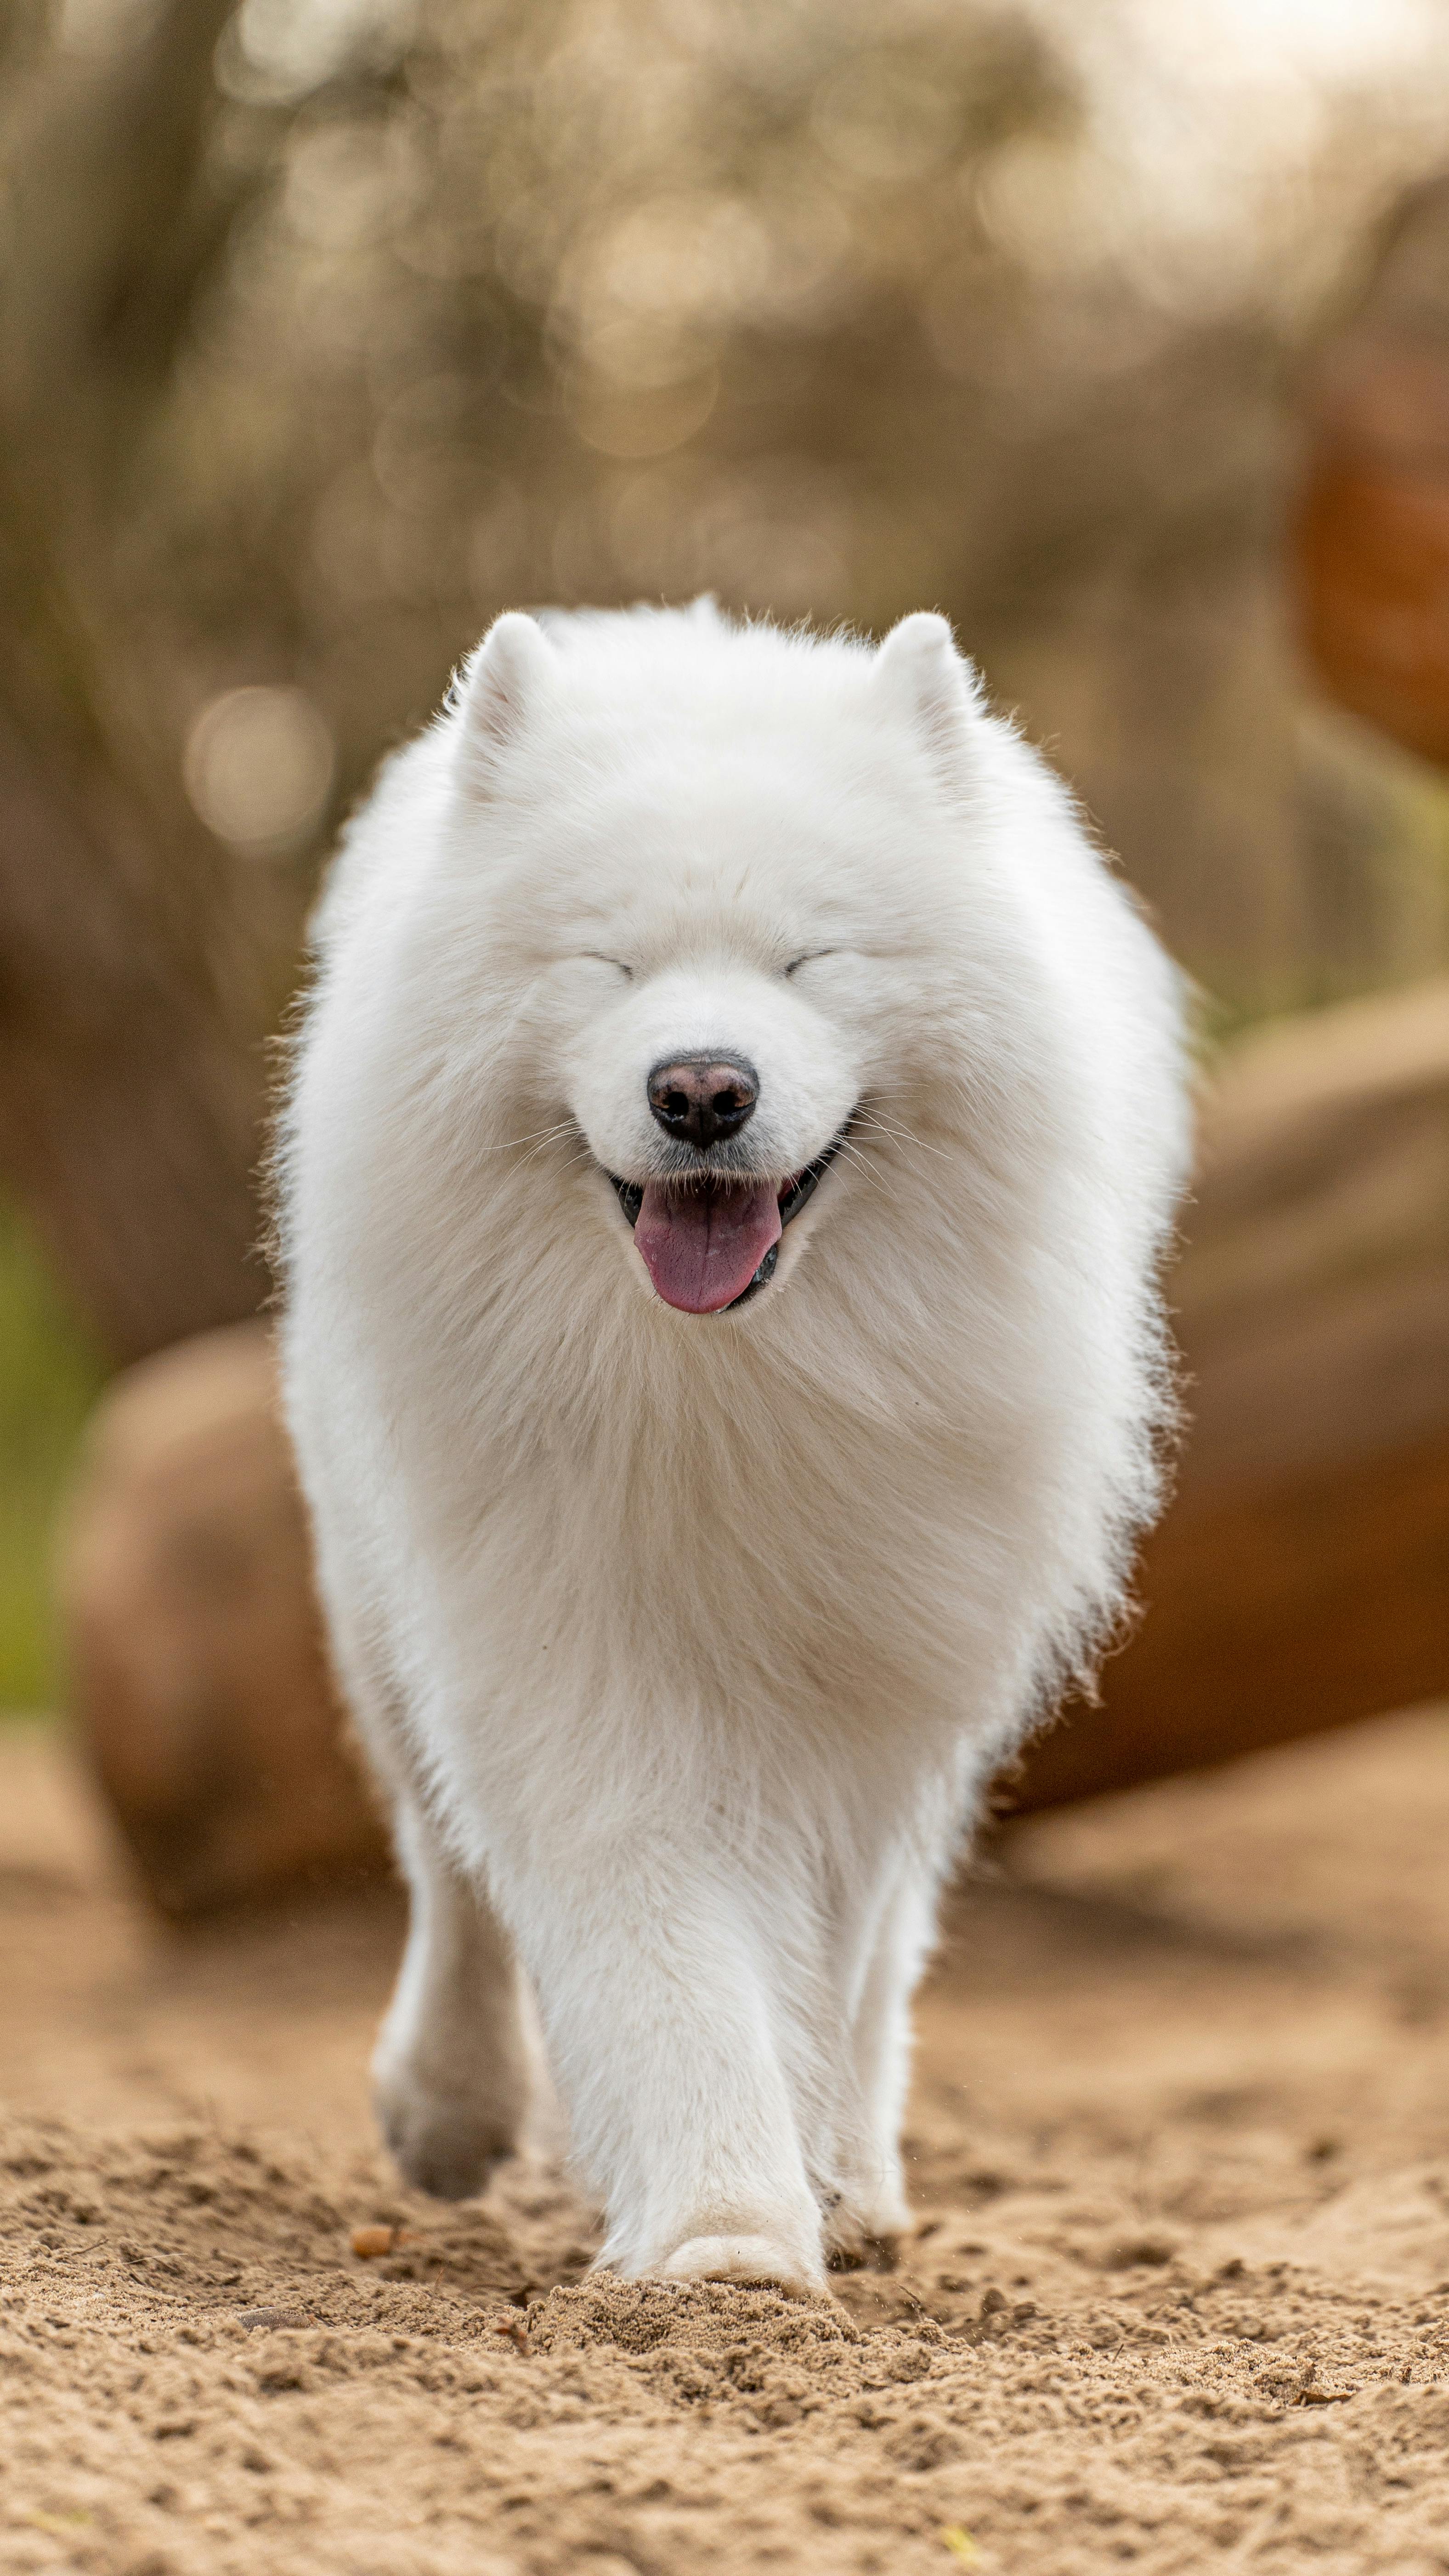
[0,1204,108,1713]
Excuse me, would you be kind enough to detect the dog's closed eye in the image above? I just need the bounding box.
[784,950,837,977]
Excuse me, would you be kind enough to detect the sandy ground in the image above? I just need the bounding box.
[7,1711,1449,2575]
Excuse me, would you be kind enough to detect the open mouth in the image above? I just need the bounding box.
[609,1129,849,1314]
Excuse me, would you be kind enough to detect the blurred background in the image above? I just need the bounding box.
[2,0,1449,1898]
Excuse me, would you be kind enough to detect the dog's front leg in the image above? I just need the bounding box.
[504,1836,828,2297]
[829,1855,940,2258]
[372,1795,532,2201]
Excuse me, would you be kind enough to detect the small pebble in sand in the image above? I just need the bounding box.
[350,2225,396,2258]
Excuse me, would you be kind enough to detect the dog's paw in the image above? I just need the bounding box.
[657,2233,828,2299]
[373,2072,518,2202]
[823,2184,910,2272]
[825,2226,901,2274]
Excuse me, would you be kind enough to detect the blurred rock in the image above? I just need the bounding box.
[59,1324,389,1916]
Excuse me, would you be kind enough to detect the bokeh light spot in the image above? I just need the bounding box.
[183,688,336,857]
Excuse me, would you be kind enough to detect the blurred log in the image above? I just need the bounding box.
[59,1325,388,1916]
[62,980,1449,1908]
[1011,976,1449,1810]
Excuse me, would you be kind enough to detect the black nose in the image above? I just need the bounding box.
[646,1054,758,1149]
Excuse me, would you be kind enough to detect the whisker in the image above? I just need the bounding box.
[851,1110,950,1164]
[832,1137,882,1190]
[513,1126,586,1172]
[477,1120,578,1156]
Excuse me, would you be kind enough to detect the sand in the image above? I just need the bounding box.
[7,1709,1449,2576]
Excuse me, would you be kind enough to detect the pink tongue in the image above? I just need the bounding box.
[634,1180,782,1314]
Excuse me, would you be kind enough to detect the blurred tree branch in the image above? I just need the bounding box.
[0,0,269,1358]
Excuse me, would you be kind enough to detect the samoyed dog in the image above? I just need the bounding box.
[276,600,1188,2297]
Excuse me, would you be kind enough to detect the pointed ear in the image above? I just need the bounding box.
[873,612,983,774]
[456,611,555,773]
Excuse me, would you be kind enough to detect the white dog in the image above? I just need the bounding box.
[276,601,1188,2296]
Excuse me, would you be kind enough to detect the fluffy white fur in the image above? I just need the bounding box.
[275,600,1189,2297]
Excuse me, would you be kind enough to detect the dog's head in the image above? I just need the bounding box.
[439,601,1007,1317]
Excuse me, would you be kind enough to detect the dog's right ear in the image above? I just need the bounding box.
[454,612,556,777]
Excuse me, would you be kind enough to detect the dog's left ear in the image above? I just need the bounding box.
[873,612,983,776]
